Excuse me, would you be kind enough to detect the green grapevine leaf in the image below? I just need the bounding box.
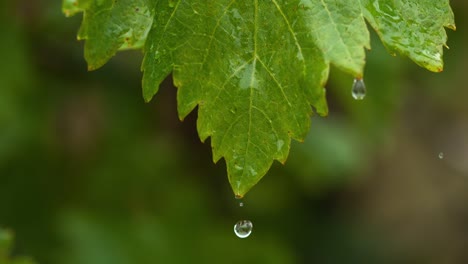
[69,0,155,70]
[63,0,455,196]
[363,0,456,72]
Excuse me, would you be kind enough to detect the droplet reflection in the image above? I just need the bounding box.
[234,220,253,238]
[352,78,366,100]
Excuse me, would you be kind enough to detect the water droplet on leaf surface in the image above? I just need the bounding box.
[352,78,366,100]
[234,220,253,238]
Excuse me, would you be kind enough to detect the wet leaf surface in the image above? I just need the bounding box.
[64,0,455,196]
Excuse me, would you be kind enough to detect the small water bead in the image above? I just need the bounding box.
[234,220,253,238]
[439,152,444,159]
[235,195,244,207]
[236,196,244,207]
[352,78,366,100]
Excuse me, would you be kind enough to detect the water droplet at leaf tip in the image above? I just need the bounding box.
[352,78,366,100]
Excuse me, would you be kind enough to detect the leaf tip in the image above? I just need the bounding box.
[317,108,329,117]
[447,23,456,31]
[142,91,154,103]
[86,62,102,71]
[178,112,186,122]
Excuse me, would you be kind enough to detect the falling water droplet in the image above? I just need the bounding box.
[234,220,253,238]
[235,196,244,207]
[352,78,366,100]
[439,152,444,159]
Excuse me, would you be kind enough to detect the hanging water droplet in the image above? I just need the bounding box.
[352,78,366,100]
[234,220,253,238]
[439,152,444,159]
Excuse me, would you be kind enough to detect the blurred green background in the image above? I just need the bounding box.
[1,1,467,263]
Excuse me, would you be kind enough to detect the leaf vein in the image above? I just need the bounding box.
[319,0,354,64]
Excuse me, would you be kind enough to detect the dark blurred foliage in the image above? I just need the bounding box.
[0,229,36,264]
[1,0,467,263]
